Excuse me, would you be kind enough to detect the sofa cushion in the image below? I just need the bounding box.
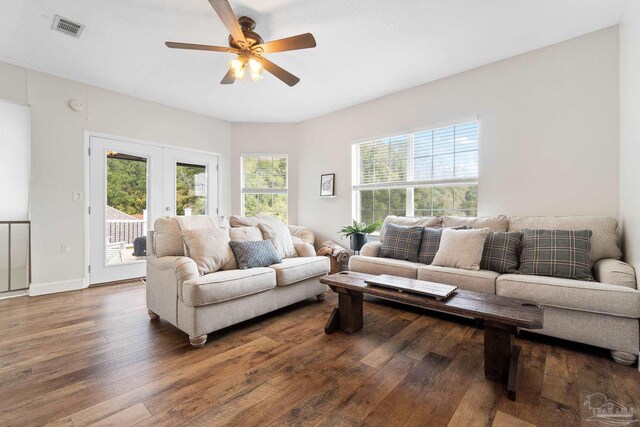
[443,215,508,232]
[229,240,282,269]
[519,229,593,281]
[378,224,423,262]
[508,216,621,263]
[432,228,491,270]
[154,216,223,257]
[380,215,441,241]
[268,256,330,286]
[154,217,184,257]
[288,225,315,245]
[181,227,235,275]
[496,274,640,318]
[480,231,522,273]
[229,215,261,227]
[229,226,263,242]
[258,216,298,258]
[349,255,420,279]
[417,266,498,294]
[181,268,276,307]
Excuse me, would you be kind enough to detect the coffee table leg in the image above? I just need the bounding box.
[483,322,520,400]
[325,308,340,334]
[338,291,363,333]
[325,289,364,334]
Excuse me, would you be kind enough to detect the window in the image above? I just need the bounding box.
[241,154,288,222]
[353,121,478,227]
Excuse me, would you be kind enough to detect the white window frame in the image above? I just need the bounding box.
[351,119,479,222]
[240,153,289,220]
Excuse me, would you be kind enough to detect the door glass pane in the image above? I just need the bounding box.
[106,152,147,265]
[10,223,29,290]
[176,163,207,216]
[0,224,8,292]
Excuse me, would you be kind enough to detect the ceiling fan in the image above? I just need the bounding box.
[165,0,316,87]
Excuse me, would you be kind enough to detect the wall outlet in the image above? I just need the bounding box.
[61,243,71,254]
[72,191,83,202]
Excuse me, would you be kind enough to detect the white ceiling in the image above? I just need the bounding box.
[0,0,626,122]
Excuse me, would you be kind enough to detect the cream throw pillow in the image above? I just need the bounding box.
[181,227,235,275]
[432,228,492,271]
[257,216,298,258]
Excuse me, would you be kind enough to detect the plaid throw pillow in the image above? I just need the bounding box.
[229,240,282,269]
[378,224,423,262]
[418,228,442,264]
[480,231,522,273]
[519,229,593,281]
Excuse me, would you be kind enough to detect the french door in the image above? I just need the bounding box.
[88,135,218,285]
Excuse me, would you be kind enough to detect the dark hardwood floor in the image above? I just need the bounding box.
[0,281,638,426]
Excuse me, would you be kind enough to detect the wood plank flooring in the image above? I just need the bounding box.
[0,281,638,426]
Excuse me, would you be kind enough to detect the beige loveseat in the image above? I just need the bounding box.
[146,215,329,347]
[349,215,639,365]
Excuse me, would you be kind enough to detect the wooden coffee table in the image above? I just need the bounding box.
[320,271,544,400]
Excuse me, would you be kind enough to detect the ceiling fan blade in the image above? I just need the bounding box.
[258,56,300,87]
[252,33,316,54]
[165,42,237,53]
[220,69,236,85]
[208,0,247,48]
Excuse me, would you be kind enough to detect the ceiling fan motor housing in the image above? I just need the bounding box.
[228,16,264,49]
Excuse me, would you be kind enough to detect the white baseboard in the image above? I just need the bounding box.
[29,278,85,296]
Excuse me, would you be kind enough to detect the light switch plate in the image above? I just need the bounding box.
[73,191,83,202]
[61,243,71,253]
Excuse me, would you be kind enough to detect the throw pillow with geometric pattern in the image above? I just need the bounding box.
[480,231,522,273]
[519,229,593,281]
[378,223,423,263]
[229,240,282,269]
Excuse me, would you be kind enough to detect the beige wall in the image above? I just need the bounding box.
[0,62,231,291]
[230,123,301,224]
[294,27,620,244]
[620,1,640,271]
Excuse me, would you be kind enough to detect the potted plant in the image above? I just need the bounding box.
[339,220,382,252]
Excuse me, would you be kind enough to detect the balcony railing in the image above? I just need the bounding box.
[106,220,146,245]
[0,221,31,295]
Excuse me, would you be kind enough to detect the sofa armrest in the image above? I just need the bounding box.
[594,258,637,289]
[148,255,199,286]
[146,255,199,324]
[294,242,316,257]
[360,241,383,257]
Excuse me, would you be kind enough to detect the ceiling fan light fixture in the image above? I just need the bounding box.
[230,57,245,79]
[248,58,263,81]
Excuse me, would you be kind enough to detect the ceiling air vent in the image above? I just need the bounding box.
[52,15,84,38]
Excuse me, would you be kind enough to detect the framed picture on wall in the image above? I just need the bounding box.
[320,173,335,196]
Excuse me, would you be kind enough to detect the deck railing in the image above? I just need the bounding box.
[106,220,146,245]
[0,220,31,295]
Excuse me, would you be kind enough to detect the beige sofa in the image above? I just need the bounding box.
[146,215,329,347]
[349,215,639,365]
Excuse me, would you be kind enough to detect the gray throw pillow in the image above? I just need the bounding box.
[418,226,469,265]
[229,240,282,269]
[378,223,423,262]
[418,228,443,264]
[519,229,593,280]
[480,231,522,273]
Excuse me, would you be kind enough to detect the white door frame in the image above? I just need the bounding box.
[83,131,221,287]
